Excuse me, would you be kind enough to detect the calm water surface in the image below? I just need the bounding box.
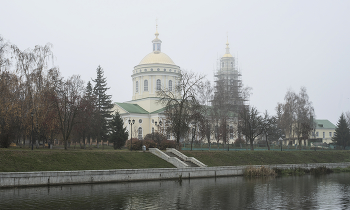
[1,173,350,209]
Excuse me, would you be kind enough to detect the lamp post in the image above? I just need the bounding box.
[191,123,196,151]
[278,129,285,151]
[215,125,218,150]
[31,111,34,150]
[128,119,135,151]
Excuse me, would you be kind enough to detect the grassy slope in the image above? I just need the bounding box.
[182,150,350,167]
[0,150,175,172]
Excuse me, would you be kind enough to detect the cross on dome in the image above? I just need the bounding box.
[152,23,162,53]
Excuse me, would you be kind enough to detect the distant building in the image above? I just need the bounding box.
[112,26,180,140]
[312,119,337,144]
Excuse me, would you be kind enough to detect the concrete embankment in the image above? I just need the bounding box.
[1,162,350,188]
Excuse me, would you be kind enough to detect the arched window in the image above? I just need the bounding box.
[138,127,143,140]
[231,62,233,67]
[144,80,148,91]
[136,81,139,92]
[169,80,172,91]
[222,62,224,67]
[157,68,160,71]
[156,79,161,90]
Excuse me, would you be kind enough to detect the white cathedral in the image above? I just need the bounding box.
[113,27,238,141]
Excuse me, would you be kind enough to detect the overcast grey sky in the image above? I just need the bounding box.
[1,0,349,124]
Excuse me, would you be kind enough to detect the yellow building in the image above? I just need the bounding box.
[313,119,337,144]
[112,27,181,140]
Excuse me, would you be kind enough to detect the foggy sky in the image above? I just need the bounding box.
[1,0,349,124]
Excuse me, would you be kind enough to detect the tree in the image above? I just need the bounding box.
[92,66,113,145]
[276,87,315,149]
[332,113,350,149]
[109,112,128,149]
[261,111,278,150]
[157,70,205,148]
[238,106,263,150]
[51,74,84,150]
[294,87,315,148]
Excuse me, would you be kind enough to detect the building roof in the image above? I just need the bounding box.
[115,103,149,114]
[315,119,337,129]
[139,51,175,65]
[150,107,166,114]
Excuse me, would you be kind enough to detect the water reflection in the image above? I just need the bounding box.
[0,173,349,209]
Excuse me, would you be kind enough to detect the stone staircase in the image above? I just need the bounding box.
[149,148,207,168]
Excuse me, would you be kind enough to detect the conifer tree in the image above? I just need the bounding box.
[109,112,128,149]
[332,113,350,149]
[92,66,113,143]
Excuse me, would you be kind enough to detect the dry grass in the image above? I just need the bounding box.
[244,166,276,177]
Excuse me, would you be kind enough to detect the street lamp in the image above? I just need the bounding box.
[128,119,135,151]
[191,123,196,151]
[215,125,218,150]
[155,120,162,149]
[31,111,34,150]
[278,129,285,151]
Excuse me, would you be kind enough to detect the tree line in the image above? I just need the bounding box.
[0,35,127,149]
[157,70,349,151]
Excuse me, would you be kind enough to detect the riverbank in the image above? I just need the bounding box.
[0,150,175,172]
[1,150,350,172]
[182,150,350,166]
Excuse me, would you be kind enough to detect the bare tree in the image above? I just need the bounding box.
[51,74,84,150]
[238,106,264,150]
[157,70,205,148]
[294,87,315,148]
[261,111,278,150]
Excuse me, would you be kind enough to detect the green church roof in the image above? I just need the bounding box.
[115,103,149,114]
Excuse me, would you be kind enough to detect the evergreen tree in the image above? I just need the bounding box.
[332,113,350,149]
[92,66,113,142]
[109,112,128,149]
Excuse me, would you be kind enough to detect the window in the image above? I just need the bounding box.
[156,79,161,90]
[164,69,166,71]
[169,80,172,91]
[151,68,153,71]
[139,119,142,123]
[329,132,332,137]
[169,69,172,72]
[138,127,143,140]
[144,69,147,72]
[136,81,139,92]
[152,119,154,123]
[316,132,319,137]
[323,132,325,138]
[174,70,176,73]
[222,62,224,67]
[157,68,160,71]
[231,62,233,67]
[144,80,148,91]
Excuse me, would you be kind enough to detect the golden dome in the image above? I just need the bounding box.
[139,52,175,65]
[223,53,233,57]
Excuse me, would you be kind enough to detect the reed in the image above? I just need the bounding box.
[244,166,276,177]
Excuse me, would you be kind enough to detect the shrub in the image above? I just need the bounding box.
[159,140,176,150]
[234,138,246,147]
[126,138,158,150]
[125,138,142,150]
[244,166,276,177]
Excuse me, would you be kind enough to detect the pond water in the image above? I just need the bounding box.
[1,173,350,209]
